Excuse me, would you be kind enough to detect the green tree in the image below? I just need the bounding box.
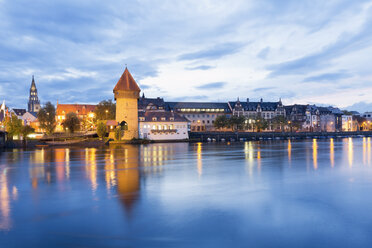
[272,115,286,131]
[5,113,23,139]
[114,126,123,141]
[254,117,269,132]
[214,115,229,129]
[38,102,56,135]
[96,121,107,140]
[94,100,116,120]
[20,125,35,140]
[229,115,246,131]
[62,112,80,133]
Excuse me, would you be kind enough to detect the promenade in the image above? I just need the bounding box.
[190,131,372,142]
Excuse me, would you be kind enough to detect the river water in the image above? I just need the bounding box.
[1,138,372,247]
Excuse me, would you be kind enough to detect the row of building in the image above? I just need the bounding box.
[1,67,371,141]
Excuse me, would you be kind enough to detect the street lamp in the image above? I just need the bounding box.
[105,110,109,120]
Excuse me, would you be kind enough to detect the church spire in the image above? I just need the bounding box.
[28,75,41,114]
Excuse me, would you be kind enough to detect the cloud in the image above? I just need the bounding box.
[178,42,244,61]
[196,82,226,90]
[257,47,270,59]
[267,10,372,77]
[303,71,352,82]
[185,65,215,70]
[345,101,372,113]
[253,87,276,92]
[0,0,372,109]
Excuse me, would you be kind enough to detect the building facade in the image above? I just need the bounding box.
[138,111,189,140]
[56,103,96,131]
[114,67,141,140]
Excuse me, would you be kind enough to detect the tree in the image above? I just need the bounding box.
[20,125,35,140]
[94,100,116,120]
[254,117,269,132]
[5,113,23,139]
[96,121,107,140]
[272,115,286,131]
[114,126,123,141]
[38,102,56,135]
[229,115,246,131]
[62,112,80,133]
[214,115,229,129]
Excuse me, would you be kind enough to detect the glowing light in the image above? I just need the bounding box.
[197,142,202,176]
[0,173,11,230]
[313,139,318,170]
[288,140,292,162]
[348,138,353,167]
[330,138,334,168]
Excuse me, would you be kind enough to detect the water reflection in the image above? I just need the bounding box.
[313,139,318,170]
[197,142,202,176]
[330,138,334,168]
[2,139,372,242]
[348,138,353,167]
[85,148,98,192]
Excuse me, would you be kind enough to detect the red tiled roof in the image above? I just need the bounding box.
[113,67,141,92]
[56,104,96,115]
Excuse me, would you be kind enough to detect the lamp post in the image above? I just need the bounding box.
[105,110,109,120]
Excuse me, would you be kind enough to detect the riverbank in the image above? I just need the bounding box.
[190,131,372,142]
[4,138,107,149]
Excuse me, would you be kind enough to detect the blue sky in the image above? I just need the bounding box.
[1,0,372,112]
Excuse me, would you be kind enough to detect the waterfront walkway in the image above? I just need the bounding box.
[190,131,372,142]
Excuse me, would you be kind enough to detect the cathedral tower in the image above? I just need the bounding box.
[113,67,141,140]
[28,75,41,114]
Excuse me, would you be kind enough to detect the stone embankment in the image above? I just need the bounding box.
[190,131,372,142]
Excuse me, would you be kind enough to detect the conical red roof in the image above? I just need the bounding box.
[113,67,141,92]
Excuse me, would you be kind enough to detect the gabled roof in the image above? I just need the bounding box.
[12,108,27,116]
[113,67,141,92]
[138,97,166,110]
[229,101,280,111]
[165,102,231,112]
[56,104,96,115]
[138,111,189,122]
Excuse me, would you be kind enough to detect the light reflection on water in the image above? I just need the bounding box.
[1,138,372,247]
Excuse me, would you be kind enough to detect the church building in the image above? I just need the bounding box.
[28,76,41,115]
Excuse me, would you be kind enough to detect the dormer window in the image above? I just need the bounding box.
[152,117,157,121]
[170,117,174,121]
[139,117,145,121]
[161,117,166,121]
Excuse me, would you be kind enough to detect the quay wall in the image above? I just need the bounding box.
[0,131,6,148]
[190,131,372,142]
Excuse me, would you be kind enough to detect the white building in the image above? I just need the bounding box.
[362,112,372,121]
[138,111,189,141]
[342,115,353,131]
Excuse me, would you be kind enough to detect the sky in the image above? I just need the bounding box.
[0,0,372,112]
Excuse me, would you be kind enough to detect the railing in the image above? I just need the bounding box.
[151,129,177,133]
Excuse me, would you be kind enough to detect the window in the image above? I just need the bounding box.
[152,117,157,121]
[170,117,174,121]
[139,117,145,121]
[161,117,166,121]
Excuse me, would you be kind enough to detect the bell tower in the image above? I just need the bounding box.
[28,75,41,114]
[113,67,141,140]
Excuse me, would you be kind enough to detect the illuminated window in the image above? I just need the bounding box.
[152,117,157,121]
[161,117,166,121]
